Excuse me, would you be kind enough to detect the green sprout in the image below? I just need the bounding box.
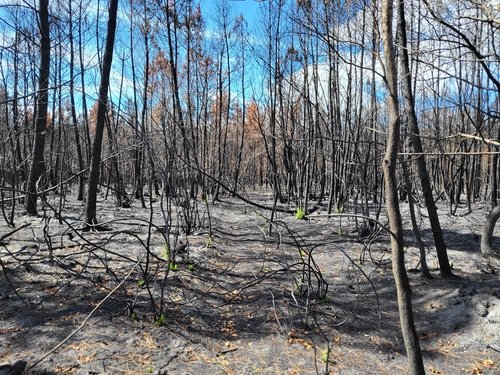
[205,237,213,248]
[131,312,136,320]
[138,279,145,287]
[187,264,195,271]
[293,278,304,296]
[294,208,305,220]
[162,244,169,260]
[321,348,330,363]
[169,263,179,271]
[146,366,153,373]
[154,314,165,326]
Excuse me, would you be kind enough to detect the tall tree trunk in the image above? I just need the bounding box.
[397,0,452,277]
[85,0,118,227]
[129,0,144,206]
[69,0,85,201]
[25,0,50,216]
[13,30,26,187]
[381,0,425,373]
[78,0,92,163]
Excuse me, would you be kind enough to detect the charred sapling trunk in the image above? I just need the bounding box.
[381,0,425,372]
[481,205,500,257]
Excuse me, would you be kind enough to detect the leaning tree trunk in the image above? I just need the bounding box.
[84,0,118,227]
[381,0,425,373]
[25,0,50,216]
[396,0,453,278]
[481,205,500,257]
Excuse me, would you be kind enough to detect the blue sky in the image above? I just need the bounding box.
[228,0,261,23]
[201,0,262,28]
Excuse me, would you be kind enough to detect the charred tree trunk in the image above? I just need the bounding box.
[69,0,85,201]
[397,0,453,278]
[84,0,118,227]
[481,205,500,257]
[381,0,425,372]
[25,0,50,216]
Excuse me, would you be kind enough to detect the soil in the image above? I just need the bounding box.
[1,191,500,375]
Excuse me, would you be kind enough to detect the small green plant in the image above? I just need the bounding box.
[169,262,179,271]
[162,244,169,260]
[322,295,329,303]
[187,263,195,271]
[321,348,330,363]
[261,267,271,273]
[299,250,307,257]
[337,229,343,236]
[294,208,305,220]
[131,312,136,320]
[154,314,165,326]
[205,237,213,248]
[293,277,304,296]
[138,279,145,287]
[146,366,153,373]
[335,206,344,213]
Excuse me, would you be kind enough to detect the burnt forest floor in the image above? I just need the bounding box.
[1,190,500,375]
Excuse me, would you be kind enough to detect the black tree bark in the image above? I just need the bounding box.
[481,205,500,257]
[25,0,50,216]
[84,0,118,227]
[396,0,452,277]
